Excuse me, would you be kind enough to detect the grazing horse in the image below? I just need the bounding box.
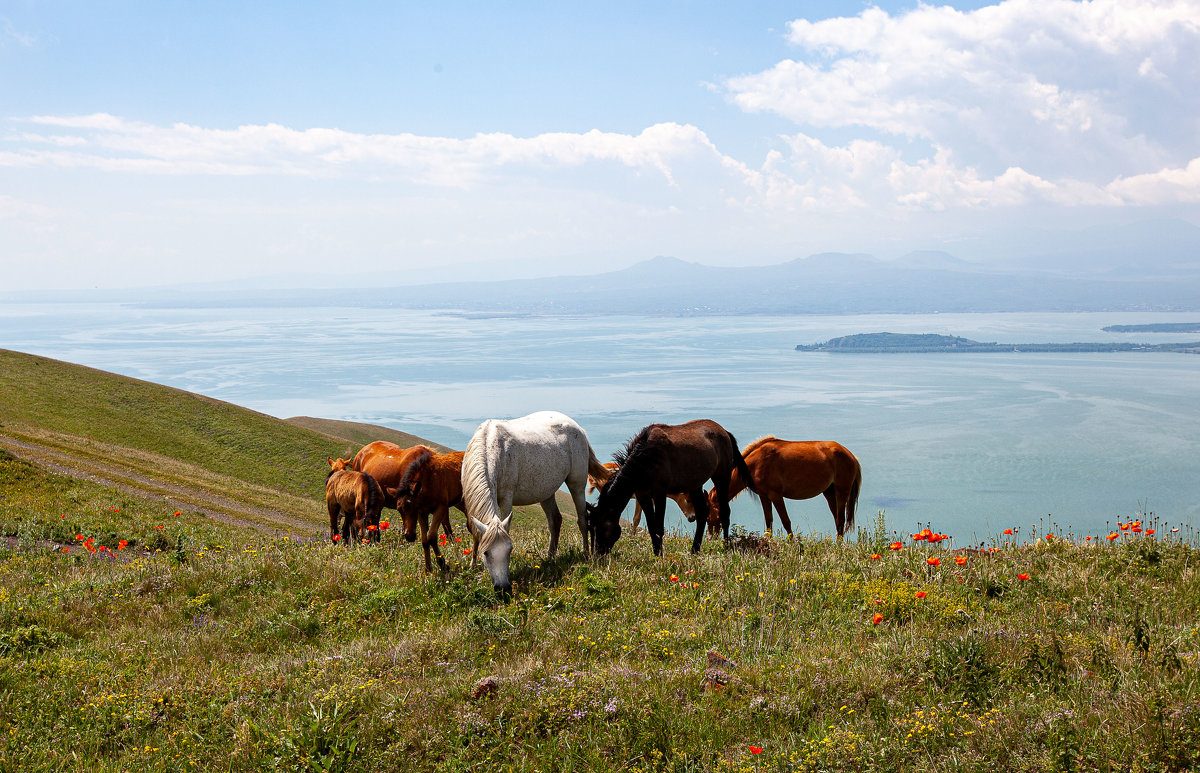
[588,419,752,556]
[325,469,384,545]
[461,411,610,593]
[588,461,698,535]
[393,448,466,572]
[705,437,861,540]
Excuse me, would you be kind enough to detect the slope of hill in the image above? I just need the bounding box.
[0,349,430,532]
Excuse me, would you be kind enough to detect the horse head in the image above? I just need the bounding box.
[585,500,622,555]
[471,515,513,594]
[328,457,351,472]
[394,481,422,542]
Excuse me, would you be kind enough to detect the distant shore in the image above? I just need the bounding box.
[796,332,1200,353]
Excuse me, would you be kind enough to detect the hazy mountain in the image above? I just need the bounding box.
[12,219,1199,314]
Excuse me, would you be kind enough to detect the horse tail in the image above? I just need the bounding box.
[845,461,862,535]
[586,448,613,489]
[364,472,382,517]
[727,431,756,498]
[461,421,502,531]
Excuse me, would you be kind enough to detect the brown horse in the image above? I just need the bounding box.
[393,448,465,572]
[325,469,384,545]
[705,437,861,540]
[588,419,752,555]
[588,461,698,535]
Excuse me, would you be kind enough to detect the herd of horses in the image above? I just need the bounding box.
[325,411,862,592]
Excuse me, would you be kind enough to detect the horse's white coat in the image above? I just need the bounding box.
[461,410,605,591]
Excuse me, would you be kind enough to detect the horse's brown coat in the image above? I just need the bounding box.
[394,448,465,572]
[325,469,384,545]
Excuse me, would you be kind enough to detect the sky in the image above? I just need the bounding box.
[2,0,1199,290]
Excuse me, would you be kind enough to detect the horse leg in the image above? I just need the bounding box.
[688,489,708,554]
[541,496,564,558]
[341,508,353,545]
[711,476,733,543]
[774,497,794,537]
[759,495,774,535]
[824,487,845,540]
[328,500,340,543]
[568,480,590,554]
[643,495,666,556]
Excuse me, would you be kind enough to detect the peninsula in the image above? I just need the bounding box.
[795,332,1200,353]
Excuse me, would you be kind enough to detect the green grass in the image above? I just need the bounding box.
[3,350,1200,771]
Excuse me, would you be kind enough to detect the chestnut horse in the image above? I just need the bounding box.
[588,419,752,556]
[706,437,861,540]
[325,469,384,545]
[393,447,466,572]
[588,461,697,535]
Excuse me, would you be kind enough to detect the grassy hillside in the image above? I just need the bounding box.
[2,349,1200,771]
[285,416,452,454]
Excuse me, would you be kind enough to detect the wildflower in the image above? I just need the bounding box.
[332,534,341,542]
[75,534,84,541]
[1085,536,1093,541]
[380,521,390,530]
[1146,529,1155,536]
[1120,522,1130,531]
[455,536,462,542]
[60,514,66,519]
[889,542,902,551]
[955,556,967,566]
[366,524,378,532]
[669,575,679,582]
[927,557,940,567]
[463,548,471,556]
[749,745,764,755]
[684,569,695,574]
[1131,525,1142,534]
[154,525,164,530]
[1045,533,1055,541]
[1172,527,1180,533]
[1017,573,1030,581]
[117,540,128,550]
[174,510,181,516]
[870,553,881,560]
[62,546,71,553]
[1003,528,1013,535]
[1106,532,1119,541]
[872,613,883,625]
[915,591,927,599]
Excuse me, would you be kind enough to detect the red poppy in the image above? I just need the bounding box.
[889,542,903,551]
[1017,573,1030,581]
[749,746,764,755]
[174,510,181,516]
[366,524,378,531]
[463,548,472,555]
[915,590,927,599]
[872,613,883,625]
[117,540,128,550]
[1045,533,1055,541]
[926,557,940,566]
[1106,532,1119,541]
[1146,529,1155,536]
[870,553,881,560]
[1003,528,1013,535]
[1120,522,1130,531]
[75,534,84,541]
[955,556,967,566]
[332,534,341,542]
[380,521,390,530]
[669,574,679,582]
[62,546,71,553]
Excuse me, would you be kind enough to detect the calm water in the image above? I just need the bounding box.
[3,303,1199,541]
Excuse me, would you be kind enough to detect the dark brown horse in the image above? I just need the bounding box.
[325,469,384,545]
[588,419,752,555]
[393,448,465,572]
[588,461,698,536]
[705,437,861,540]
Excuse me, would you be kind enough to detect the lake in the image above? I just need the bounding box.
[3,303,1198,542]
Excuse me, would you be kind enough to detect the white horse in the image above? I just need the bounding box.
[460,411,611,592]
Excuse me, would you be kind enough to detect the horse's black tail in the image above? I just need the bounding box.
[728,432,757,500]
[845,468,861,535]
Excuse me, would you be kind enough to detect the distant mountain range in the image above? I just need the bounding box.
[12,218,1200,315]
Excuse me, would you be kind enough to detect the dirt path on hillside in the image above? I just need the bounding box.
[0,435,320,537]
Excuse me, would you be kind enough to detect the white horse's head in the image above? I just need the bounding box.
[472,515,513,594]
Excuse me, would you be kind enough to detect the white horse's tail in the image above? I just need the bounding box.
[461,421,503,533]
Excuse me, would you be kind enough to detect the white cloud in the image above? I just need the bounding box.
[725,0,1200,182]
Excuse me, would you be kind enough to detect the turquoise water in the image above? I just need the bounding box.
[3,304,1199,541]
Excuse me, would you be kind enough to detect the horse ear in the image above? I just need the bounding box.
[471,516,490,535]
[500,515,512,532]
[327,457,335,468]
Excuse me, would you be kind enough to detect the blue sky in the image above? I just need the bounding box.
[3,1,1198,289]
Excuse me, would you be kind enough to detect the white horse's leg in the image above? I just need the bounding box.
[540,495,563,557]
[568,480,590,553]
